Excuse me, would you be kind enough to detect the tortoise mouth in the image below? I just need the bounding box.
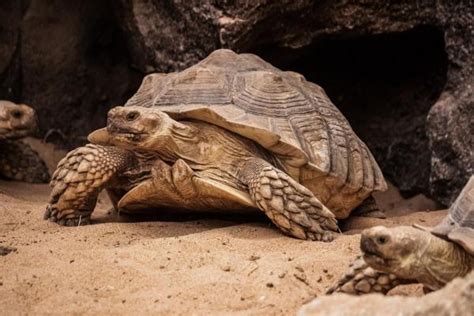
[0,127,31,139]
[107,124,148,142]
[360,237,396,268]
[362,250,385,264]
[362,249,397,270]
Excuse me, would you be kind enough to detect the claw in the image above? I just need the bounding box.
[43,206,52,220]
[44,206,91,226]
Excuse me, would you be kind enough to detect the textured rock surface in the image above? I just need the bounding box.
[424,3,474,205]
[427,77,473,205]
[21,0,143,147]
[299,272,474,316]
[112,0,221,73]
[0,0,142,146]
[0,0,22,101]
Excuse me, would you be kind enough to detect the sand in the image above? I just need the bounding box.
[0,140,446,315]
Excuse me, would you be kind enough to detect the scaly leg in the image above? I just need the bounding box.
[240,159,338,241]
[0,140,50,183]
[44,144,137,226]
[326,256,411,294]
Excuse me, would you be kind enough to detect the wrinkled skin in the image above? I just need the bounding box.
[0,100,50,183]
[328,225,473,295]
[99,106,185,151]
[360,226,430,280]
[364,226,473,288]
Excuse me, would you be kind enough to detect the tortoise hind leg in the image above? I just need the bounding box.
[239,159,338,241]
[44,144,137,226]
[327,256,412,294]
[0,140,50,183]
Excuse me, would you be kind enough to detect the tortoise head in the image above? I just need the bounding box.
[0,100,38,140]
[360,226,431,277]
[92,106,189,151]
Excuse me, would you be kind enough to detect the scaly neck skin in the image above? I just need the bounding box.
[150,120,272,189]
[150,119,201,163]
[417,234,472,290]
[154,120,259,164]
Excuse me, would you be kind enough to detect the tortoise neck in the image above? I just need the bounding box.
[152,120,200,162]
[157,120,271,171]
[418,235,471,290]
[170,120,200,143]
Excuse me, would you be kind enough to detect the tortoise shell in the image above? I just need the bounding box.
[432,176,474,255]
[124,49,387,218]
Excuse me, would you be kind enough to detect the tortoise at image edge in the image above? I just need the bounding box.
[0,100,50,183]
[44,49,387,241]
[327,175,474,294]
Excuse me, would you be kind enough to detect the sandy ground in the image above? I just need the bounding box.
[0,140,446,315]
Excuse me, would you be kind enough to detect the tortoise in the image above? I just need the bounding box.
[44,49,386,241]
[0,100,50,183]
[327,175,474,294]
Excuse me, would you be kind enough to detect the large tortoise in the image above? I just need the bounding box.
[328,175,474,294]
[0,100,49,183]
[44,49,386,241]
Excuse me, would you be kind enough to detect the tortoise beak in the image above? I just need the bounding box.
[88,128,112,144]
[361,234,379,255]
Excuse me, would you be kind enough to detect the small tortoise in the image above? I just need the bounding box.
[0,100,49,183]
[328,175,474,294]
[44,49,386,241]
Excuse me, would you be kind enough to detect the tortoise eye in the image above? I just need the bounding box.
[126,111,139,121]
[11,109,23,119]
[376,235,389,245]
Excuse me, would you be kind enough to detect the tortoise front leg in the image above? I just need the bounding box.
[44,144,137,226]
[0,140,50,183]
[239,159,338,241]
[326,256,412,294]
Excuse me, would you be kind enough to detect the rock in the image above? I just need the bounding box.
[299,272,474,316]
[0,0,22,101]
[424,3,473,206]
[427,87,473,206]
[20,1,142,146]
[112,0,221,73]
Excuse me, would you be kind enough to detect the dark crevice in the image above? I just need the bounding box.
[254,26,448,197]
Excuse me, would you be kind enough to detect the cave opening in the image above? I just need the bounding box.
[255,26,448,198]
